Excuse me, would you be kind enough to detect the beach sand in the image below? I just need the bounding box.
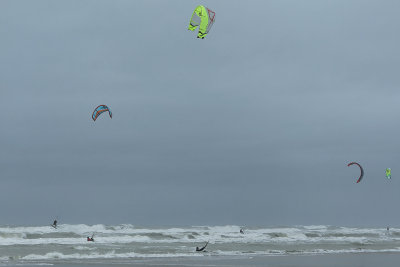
[12,253,400,267]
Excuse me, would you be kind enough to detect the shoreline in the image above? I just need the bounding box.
[7,252,400,267]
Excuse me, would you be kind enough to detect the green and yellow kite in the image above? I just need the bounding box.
[188,6,215,39]
[386,168,391,179]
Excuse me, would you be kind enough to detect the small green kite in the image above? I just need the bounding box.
[188,5,215,39]
[386,168,391,179]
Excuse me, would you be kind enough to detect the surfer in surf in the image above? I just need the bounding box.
[52,220,57,229]
[87,234,94,242]
[240,228,244,234]
[195,241,208,252]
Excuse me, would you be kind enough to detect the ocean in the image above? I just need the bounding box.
[0,224,399,266]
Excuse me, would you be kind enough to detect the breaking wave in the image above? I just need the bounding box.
[1,224,400,264]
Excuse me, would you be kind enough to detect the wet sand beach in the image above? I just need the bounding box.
[9,253,400,267]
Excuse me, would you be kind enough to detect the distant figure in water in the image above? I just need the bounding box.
[52,220,57,228]
[387,227,390,231]
[240,228,244,234]
[87,234,94,242]
[196,241,209,252]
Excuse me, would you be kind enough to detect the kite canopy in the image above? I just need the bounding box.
[386,168,391,179]
[347,162,364,183]
[92,105,112,121]
[188,5,215,39]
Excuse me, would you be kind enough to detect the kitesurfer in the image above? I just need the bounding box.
[196,241,209,252]
[240,229,244,234]
[52,220,57,228]
[87,234,94,242]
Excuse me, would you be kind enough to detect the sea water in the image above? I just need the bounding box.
[0,224,399,265]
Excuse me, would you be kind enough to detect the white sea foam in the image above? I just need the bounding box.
[1,224,398,246]
[2,224,400,264]
[21,251,201,260]
[73,246,97,251]
[19,246,400,262]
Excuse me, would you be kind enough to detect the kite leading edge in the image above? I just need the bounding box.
[347,162,364,183]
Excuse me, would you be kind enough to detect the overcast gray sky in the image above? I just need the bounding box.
[1,0,400,226]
